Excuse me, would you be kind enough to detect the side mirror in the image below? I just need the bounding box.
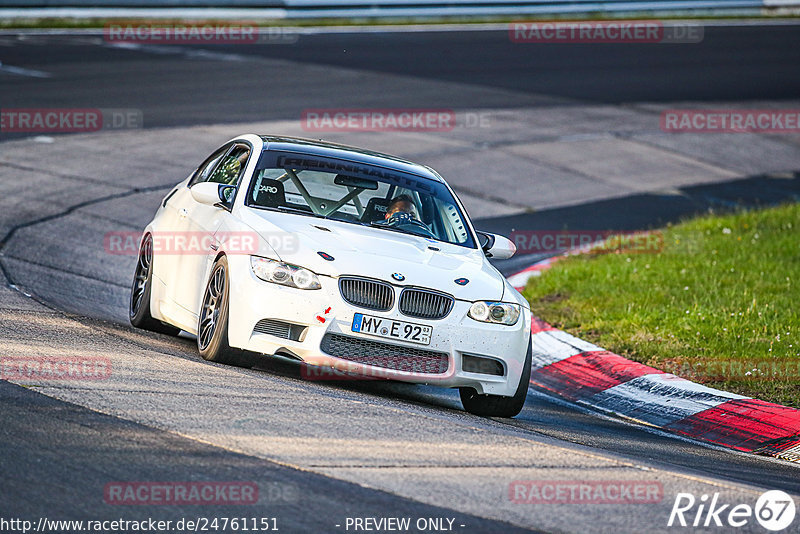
[477,231,516,259]
[190,182,235,207]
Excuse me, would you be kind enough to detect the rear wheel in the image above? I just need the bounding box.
[460,337,532,418]
[129,235,180,336]
[197,256,257,368]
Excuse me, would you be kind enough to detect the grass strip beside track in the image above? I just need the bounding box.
[523,202,800,408]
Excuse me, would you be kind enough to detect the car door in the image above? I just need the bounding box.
[159,144,231,310]
[173,143,252,317]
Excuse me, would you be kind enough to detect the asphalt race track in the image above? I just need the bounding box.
[1,24,800,533]
[2,24,800,126]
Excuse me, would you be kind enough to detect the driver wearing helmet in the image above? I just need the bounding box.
[385,195,420,221]
[381,194,435,238]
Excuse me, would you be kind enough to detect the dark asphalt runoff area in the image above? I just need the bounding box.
[1,25,799,126]
[0,380,534,533]
[1,24,800,533]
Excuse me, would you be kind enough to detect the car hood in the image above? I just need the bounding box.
[237,208,505,302]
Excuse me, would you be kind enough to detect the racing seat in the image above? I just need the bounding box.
[254,179,286,208]
[361,198,392,223]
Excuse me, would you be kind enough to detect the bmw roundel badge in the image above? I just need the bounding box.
[391,273,405,281]
[454,278,469,286]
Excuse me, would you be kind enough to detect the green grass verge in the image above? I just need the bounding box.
[522,202,800,407]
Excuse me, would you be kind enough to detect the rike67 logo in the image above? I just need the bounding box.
[668,490,796,531]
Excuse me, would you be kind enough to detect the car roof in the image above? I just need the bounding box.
[258,135,444,183]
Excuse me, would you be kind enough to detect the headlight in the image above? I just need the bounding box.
[468,301,520,326]
[250,256,321,290]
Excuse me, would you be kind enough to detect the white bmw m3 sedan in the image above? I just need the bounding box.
[130,135,532,417]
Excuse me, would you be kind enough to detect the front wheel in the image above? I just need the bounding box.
[459,337,532,418]
[197,256,257,368]
[129,234,180,336]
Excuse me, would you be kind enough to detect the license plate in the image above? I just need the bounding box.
[351,313,432,346]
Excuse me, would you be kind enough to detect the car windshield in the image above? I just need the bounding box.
[247,151,476,248]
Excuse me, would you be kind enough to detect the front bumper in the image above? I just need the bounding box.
[226,256,531,396]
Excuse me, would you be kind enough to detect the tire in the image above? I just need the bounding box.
[459,336,532,418]
[129,234,181,336]
[197,256,257,368]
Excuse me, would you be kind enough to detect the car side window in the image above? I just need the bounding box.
[207,145,251,187]
[190,145,230,186]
